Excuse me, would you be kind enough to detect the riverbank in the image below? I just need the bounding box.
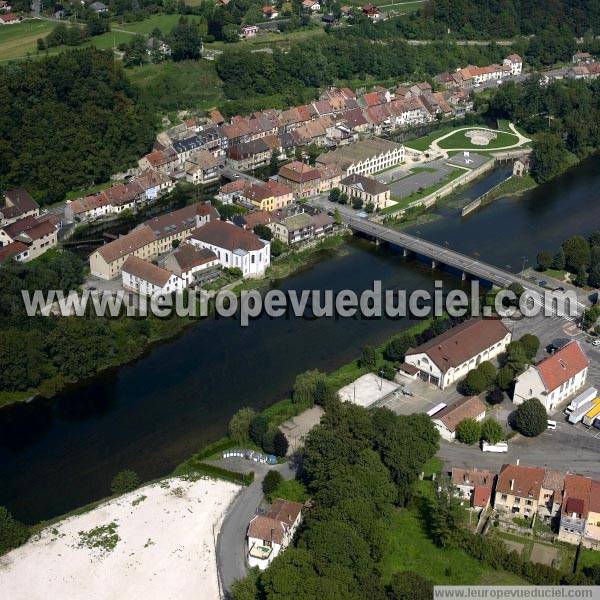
[0,232,350,412]
[0,477,239,600]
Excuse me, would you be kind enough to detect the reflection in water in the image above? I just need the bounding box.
[1,156,599,524]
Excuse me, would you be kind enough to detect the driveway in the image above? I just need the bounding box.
[213,458,295,595]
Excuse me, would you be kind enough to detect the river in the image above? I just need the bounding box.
[1,156,599,524]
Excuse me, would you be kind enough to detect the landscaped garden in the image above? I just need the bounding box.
[437,128,520,150]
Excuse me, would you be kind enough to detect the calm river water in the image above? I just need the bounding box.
[1,156,599,524]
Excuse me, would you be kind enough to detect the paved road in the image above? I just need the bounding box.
[214,459,296,595]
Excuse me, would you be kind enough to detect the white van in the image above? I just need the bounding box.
[482,441,508,453]
[547,420,557,430]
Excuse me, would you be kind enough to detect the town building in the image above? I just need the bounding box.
[451,467,494,510]
[161,242,219,287]
[573,51,593,64]
[247,499,303,569]
[513,341,589,412]
[431,395,486,441]
[238,180,293,212]
[494,463,545,519]
[122,255,185,296]
[0,188,39,226]
[558,474,600,548]
[185,150,221,184]
[0,12,21,24]
[339,173,392,209]
[270,211,334,245]
[0,214,58,262]
[316,138,405,176]
[189,219,270,278]
[404,318,511,389]
[277,161,341,198]
[89,202,218,279]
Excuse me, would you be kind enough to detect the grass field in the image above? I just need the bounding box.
[0,20,55,60]
[381,506,528,585]
[127,59,224,111]
[404,124,470,151]
[111,14,203,36]
[437,129,520,150]
[577,547,600,573]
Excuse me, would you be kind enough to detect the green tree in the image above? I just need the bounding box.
[386,571,433,600]
[519,334,540,361]
[456,418,481,445]
[513,398,547,437]
[250,414,269,446]
[461,369,487,395]
[0,506,29,555]
[588,263,600,288]
[262,469,283,496]
[269,151,279,176]
[293,369,326,405]
[562,235,591,273]
[504,342,528,373]
[478,361,497,389]
[530,133,567,184]
[552,247,566,270]
[273,430,289,457]
[338,192,348,205]
[229,407,256,444]
[359,345,377,369]
[496,366,515,391]
[487,387,505,405]
[110,469,140,495]
[384,332,415,361]
[480,418,504,444]
[536,251,552,271]
[328,188,341,203]
[333,208,342,225]
[352,197,364,210]
[253,224,273,241]
[169,18,202,61]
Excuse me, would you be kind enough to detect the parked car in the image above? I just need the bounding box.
[592,340,600,347]
[547,420,557,430]
[538,279,548,286]
[482,441,508,453]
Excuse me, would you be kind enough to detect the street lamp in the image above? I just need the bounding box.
[521,256,528,274]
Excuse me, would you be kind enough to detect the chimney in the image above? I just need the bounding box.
[510,479,515,491]
[516,458,520,466]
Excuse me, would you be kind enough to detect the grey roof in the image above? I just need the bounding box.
[340,173,388,196]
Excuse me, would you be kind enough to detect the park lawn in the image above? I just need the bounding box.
[381,507,529,585]
[267,479,309,503]
[111,14,203,36]
[205,26,326,52]
[127,59,224,111]
[404,124,474,152]
[0,19,55,60]
[483,174,536,203]
[65,180,114,201]
[437,129,520,150]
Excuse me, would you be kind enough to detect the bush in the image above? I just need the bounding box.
[229,407,256,445]
[536,251,552,271]
[486,387,505,405]
[456,418,481,445]
[384,332,415,361]
[480,418,504,444]
[250,414,269,446]
[110,470,140,495]
[513,398,547,437]
[273,430,289,457]
[381,364,396,380]
[519,334,540,361]
[0,506,29,555]
[478,361,497,388]
[496,365,515,391]
[386,570,433,600]
[359,345,377,369]
[262,470,283,496]
[461,369,487,395]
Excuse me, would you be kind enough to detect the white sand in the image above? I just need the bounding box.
[0,477,240,600]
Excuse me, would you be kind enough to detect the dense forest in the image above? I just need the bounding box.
[404,0,600,39]
[487,78,600,180]
[216,39,509,101]
[0,49,155,204]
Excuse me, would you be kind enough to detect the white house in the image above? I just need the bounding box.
[432,395,487,441]
[161,242,219,287]
[247,499,303,569]
[513,341,589,412]
[503,54,523,76]
[122,255,185,296]
[189,219,270,278]
[404,318,511,390]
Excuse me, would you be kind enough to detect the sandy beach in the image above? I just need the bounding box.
[0,477,240,600]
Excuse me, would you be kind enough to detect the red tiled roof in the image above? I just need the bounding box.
[123,256,173,287]
[496,464,545,498]
[405,318,510,373]
[473,485,491,508]
[535,341,589,393]
[451,467,494,488]
[70,192,111,216]
[0,241,28,263]
[191,220,265,252]
[434,396,486,432]
[562,474,592,518]
[589,480,600,513]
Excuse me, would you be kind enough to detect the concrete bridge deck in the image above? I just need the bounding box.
[348,217,515,287]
